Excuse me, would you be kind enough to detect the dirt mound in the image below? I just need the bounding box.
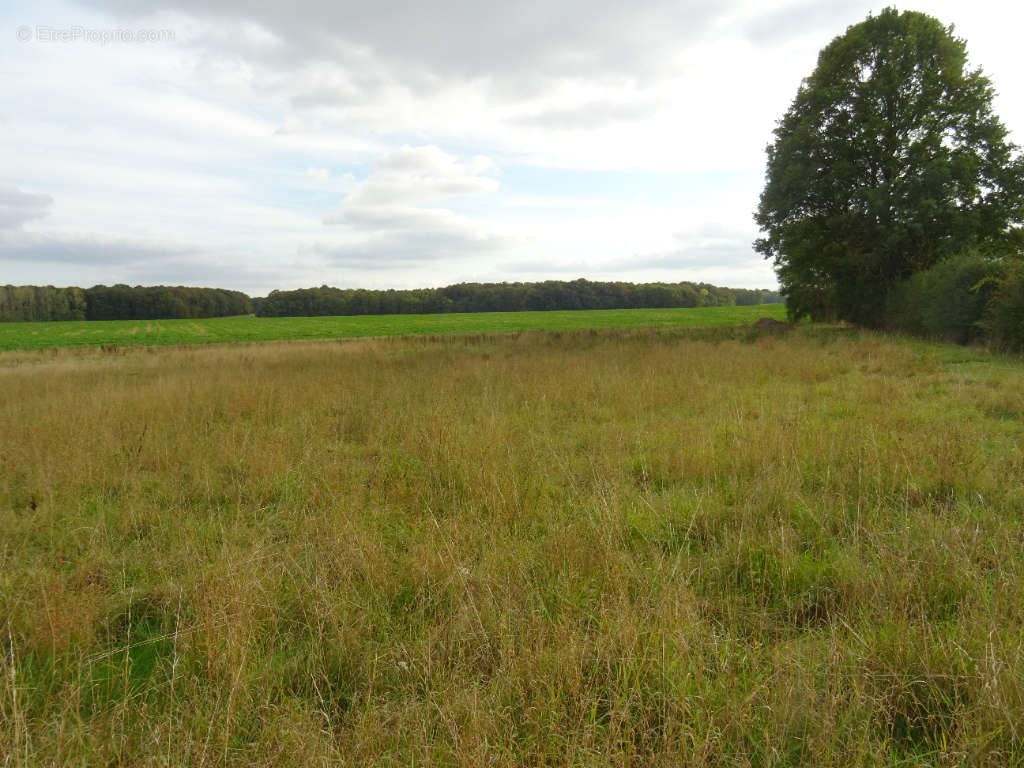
[753,317,789,329]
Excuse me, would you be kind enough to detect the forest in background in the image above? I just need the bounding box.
[0,280,783,322]
[0,284,251,322]
[253,280,782,317]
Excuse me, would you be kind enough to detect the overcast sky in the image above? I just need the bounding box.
[2,0,1022,295]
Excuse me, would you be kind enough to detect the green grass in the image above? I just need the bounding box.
[0,304,785,351]
[3,325,1023,765]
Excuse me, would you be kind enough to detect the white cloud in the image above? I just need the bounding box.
[0,229,193,264]
[510,99,665,130]
[316,146,510,268]
[0,185,54,230]
[333,146,498,210]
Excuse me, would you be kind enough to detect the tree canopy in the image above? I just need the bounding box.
[754,7,1024,324]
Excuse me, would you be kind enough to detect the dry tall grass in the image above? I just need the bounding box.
[1,328,1023,766]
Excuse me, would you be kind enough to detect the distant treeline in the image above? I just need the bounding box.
[0,280,783,322]
[0,284,252,322]
[255,280,783,317]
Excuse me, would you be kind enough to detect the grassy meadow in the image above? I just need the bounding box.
[0,304,785,351]
[2,326,1024,765]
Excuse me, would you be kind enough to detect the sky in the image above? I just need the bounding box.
[2,0,1022,296]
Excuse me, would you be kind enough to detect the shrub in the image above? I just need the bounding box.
[885,252,1002,344]
[981,261,1024,350]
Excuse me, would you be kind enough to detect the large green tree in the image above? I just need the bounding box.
[754,7,1024,324]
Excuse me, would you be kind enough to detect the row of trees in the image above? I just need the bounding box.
[254,280,783,317]
[755,8,1024,347]
[0,284,252,322]
[0,280,782,323]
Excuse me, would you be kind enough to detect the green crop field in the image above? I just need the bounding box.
[2,325,1023,765]
[0,304,785,351]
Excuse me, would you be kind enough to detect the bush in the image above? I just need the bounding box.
[885,253,1002,344]
[981,262,1024,350]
